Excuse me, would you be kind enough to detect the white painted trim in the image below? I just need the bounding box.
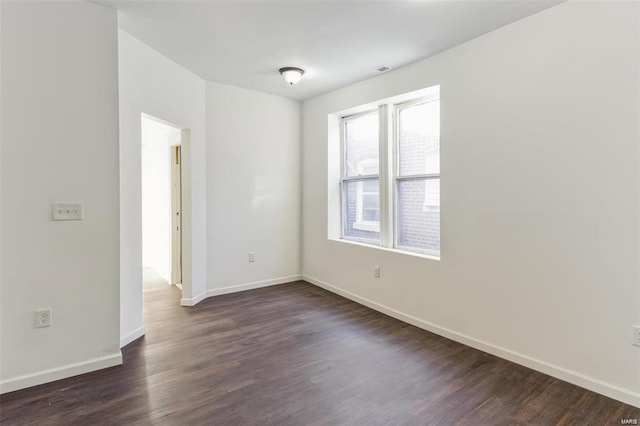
[178,128,194,307]
[120,326,145,348]
[180,290,207,306]
[302,274,640,409]
[328,237,440,261]
[0,352,123,395]
[180,275,302,306]
[206,275,302,298]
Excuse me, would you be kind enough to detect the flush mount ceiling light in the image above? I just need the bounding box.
[279,67,305,86]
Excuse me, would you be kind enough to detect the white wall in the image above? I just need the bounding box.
[119,29,207,344]
[302,1,640,407]
[141,117,180,283]
[206,82,301,294]
[0,1,121,392]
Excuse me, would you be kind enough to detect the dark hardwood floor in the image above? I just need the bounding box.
[1,271,639,425]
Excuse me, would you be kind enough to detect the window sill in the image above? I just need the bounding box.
[329,237,441,261]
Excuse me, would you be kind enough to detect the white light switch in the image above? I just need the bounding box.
[52,202,84,221]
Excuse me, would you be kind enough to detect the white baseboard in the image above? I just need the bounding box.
[120,325,145,348]
[180,290,208,307]
[0,352,123,395]
[180,275,302,306]
[207,274,302,298]
[302,274,640,409]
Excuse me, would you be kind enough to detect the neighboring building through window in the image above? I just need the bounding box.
[395,98,440,254]
[342,112,380,241]
[338,86,440,257]
[354,161,380,232]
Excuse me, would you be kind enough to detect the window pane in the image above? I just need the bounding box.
[345,113,379,177]
[397,178,439,253]
[343,179,380,240]
[362,190,379,221]
[398,101,439,176]
[362,179,378,194]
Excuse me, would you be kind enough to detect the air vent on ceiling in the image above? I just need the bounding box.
[376,66,390,72]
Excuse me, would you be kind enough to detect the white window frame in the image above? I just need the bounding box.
[338,89,440,258]
[393,97,441,257]
[340,110,380,244]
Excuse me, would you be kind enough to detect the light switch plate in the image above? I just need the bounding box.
[52,202,84,221]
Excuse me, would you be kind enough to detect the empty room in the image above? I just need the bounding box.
[1,0,639,424]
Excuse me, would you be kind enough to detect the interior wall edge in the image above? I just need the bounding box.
[119,326,145,348]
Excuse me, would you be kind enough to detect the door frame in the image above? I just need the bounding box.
[170,144,182,286]
[140,113,192,304]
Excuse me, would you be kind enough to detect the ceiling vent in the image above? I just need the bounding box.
[376,66,390,72]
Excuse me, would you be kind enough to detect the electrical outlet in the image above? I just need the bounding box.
[248,252,255,263]
[374,266,380,278]
[633,325,640,347]
[52,202,83,221]
[35,308,52,328]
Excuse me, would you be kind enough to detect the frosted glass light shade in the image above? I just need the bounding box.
[279,67,304,85]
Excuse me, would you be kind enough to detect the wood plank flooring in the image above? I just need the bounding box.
[1,271,639,425]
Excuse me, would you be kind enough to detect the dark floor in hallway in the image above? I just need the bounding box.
[1,273,639,425]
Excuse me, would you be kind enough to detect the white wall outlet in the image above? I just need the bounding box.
[374,266,380,278]
[52,202,83,221]
[35,308,52,328]
[633,325,640,347]
[248,252,255,263]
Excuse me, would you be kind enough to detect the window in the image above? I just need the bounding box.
[395,99,440,254]
[338,87,440,258]
[341,112,380,241]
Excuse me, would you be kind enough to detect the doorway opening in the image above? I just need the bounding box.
[141,114,183,293]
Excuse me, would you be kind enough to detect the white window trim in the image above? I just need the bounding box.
[333,85,441,260]
[393,97,441,258]
[340,111,380,243]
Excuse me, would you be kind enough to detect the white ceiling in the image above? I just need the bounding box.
[101,0,563,101]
